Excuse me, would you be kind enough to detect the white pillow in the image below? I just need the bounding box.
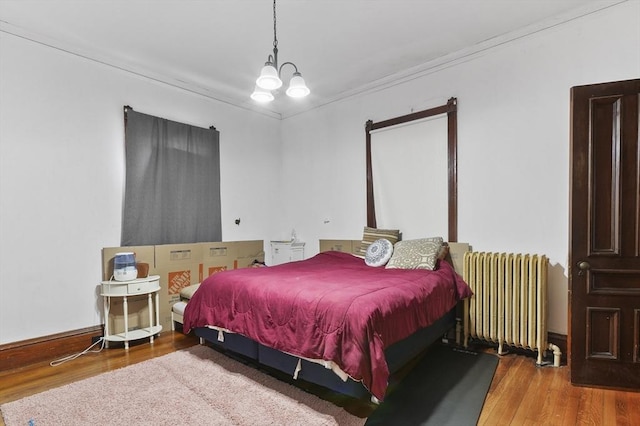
[365,239,394,267]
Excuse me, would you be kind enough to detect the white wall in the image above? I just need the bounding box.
[0,33,281,344]
[1,1,638,345]
[279,2,640,335]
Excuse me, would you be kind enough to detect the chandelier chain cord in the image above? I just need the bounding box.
[272,0,278,49]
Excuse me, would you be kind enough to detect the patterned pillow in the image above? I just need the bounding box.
[358,226,401,257]
[365,239,394,267]
[386,237,444,270]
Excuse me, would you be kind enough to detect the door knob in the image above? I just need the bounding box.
[577,261,590,276]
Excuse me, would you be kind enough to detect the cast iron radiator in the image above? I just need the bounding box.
[462,251,561,366]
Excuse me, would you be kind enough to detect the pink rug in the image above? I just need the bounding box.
[1,345,366,425]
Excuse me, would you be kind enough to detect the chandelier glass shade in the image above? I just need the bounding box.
[285,72,310,98]
[250,85,275,103]
[256,63,282,90]
[250,0,309,103]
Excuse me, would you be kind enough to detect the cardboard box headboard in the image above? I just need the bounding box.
[446,242,471,275]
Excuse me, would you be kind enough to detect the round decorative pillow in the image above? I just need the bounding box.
[365,238,394,267]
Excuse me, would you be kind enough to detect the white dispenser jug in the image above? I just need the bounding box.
[113,252,138,281]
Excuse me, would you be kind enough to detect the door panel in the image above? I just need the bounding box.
[570,78,640,389]
[585,307,619,360]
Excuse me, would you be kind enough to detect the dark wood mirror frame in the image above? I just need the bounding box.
[365,97,458,242]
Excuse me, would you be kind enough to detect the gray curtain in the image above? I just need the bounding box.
[122,108,222,246]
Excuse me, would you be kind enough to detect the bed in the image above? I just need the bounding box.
[182,248,472,401]
[184,99,464,401]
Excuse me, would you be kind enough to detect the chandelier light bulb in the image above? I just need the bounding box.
[286,73,310,98]
[256,64,283,90]
[250,86,275,102]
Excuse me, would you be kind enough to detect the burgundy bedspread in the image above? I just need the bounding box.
[183,251,472,400]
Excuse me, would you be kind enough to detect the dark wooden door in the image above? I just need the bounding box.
[569,78,640,389]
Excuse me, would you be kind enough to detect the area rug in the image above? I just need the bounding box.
[366,344,499,425]
[0,345,365,426]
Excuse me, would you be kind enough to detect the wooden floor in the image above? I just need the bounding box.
[1,331,638,425]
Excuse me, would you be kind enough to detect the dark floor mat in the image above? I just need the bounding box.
[366,345,499,426]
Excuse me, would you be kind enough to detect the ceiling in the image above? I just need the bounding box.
[0,0,623,118]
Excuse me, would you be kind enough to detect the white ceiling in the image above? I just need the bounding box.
[0,0,624,118]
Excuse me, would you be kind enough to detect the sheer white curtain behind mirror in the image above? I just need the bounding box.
[371,115,448,240]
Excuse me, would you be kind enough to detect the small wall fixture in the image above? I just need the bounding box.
[251,0,310,103]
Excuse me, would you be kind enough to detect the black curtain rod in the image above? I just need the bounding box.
[124,105,216,131]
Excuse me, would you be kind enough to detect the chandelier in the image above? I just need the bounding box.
[250,0,310,103]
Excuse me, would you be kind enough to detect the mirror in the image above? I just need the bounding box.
[366,97,458,241]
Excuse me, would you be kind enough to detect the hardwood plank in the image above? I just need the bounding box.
[525,363,563,425]
[476,352,516,424]
[509,361,546,424]
[591,387,605,425]
[606,388,627,426]
[556,371,582,425]
[577,386,605,425]
[491,356,530,425]
[576,387,594,424]
[627,388,640,426]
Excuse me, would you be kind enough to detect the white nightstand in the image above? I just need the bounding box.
[270,241,305,265]
[100,275,162,349]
